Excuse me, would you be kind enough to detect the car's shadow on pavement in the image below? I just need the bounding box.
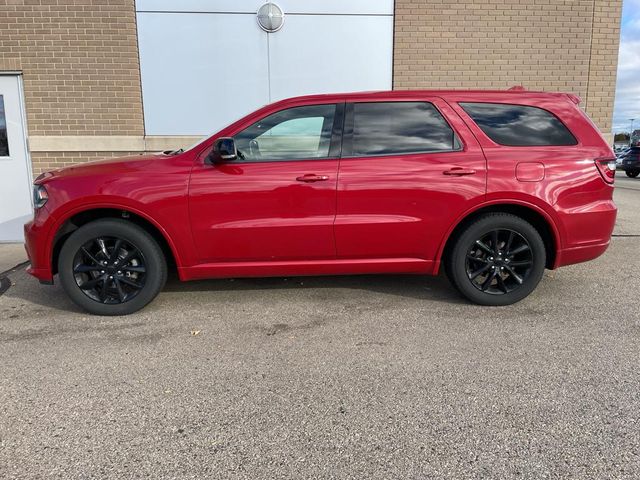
[162,271,467,304]
[5,268,467,315]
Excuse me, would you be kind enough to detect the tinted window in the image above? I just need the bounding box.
[0,96,8,157]
[460,102,577,146]
[349,102,460,156]
[234,104,336,162]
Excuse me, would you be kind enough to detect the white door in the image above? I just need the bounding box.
[0,75,32,242]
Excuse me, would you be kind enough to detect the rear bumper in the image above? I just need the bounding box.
[555,239,611,268]
[554,199,616,268]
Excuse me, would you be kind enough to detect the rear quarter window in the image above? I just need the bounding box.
[459,102,577,147]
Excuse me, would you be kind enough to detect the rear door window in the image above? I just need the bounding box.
[459,102,577,147]
[344,102,460,157]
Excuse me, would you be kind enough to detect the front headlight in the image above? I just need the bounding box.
[33,185,49,209]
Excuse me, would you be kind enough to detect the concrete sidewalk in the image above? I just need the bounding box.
[0,243,27,274]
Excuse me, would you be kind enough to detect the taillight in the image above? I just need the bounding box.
[595,158,616,184]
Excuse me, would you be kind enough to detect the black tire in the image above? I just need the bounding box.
[445,213,546,306]
[625,170,640,178]
[58,219,167,316]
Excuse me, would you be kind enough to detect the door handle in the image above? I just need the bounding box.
[296,174,330,183]
[443,168,477,176]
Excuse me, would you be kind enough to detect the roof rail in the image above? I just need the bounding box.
[508,85,527,92]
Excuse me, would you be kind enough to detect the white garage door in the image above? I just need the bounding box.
[136,0,394,136]
[0,75,32,243]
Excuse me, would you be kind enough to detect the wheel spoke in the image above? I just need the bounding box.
[475,240,493,255]
[122,265,146,273]
[481,270,497,291]
[74,264,101,274]
[110,239,123,262]
[114,278,126,302]
[96,238,109,259]
[509,260,533,268]
[469,263,492,281]
[496,273,509,293]
[98,277,109,303]
[491,230,499,252]
[504,266,524,284]
[505,231,514,253]
[79,276,104,290]
[81,247,102,266]
[508,244,530,257]
[118,276,143,290]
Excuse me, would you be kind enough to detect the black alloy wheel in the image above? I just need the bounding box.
[58,219,167,315]
[73,236,147,304]
[466,229,533,295]
[445,213,546,306]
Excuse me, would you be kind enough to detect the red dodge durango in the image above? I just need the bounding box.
[24,89,617,315]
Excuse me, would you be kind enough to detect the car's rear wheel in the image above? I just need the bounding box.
[58,219,167,316]
[445,213,546,306]
[625,170,640,178]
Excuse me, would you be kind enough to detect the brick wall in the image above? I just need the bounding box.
[0,0,143,136]
[585,0,622,135]
[30,151,142,175]
[393,0,622,135]
[0,0,144,174]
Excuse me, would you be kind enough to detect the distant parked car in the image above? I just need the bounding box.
[621,146,640,177]
[24,89,617,315]
[616,147,630,167]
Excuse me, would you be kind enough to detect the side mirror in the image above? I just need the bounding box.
[208,137,237,163]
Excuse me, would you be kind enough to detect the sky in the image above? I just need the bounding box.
[613,0,640,133]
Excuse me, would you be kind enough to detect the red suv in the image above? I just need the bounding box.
[24,90,617,315]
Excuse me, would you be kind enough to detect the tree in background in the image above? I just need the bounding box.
[615,132,630,143]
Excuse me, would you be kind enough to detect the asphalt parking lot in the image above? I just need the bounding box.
[1,178,639,479]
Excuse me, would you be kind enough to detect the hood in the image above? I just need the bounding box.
[35,152,171,184]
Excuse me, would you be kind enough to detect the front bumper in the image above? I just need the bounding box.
[24,208,55,284]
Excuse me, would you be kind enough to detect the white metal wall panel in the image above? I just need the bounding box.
[136,1,394,136]
[268,15,393,101]
[137,12,270,136]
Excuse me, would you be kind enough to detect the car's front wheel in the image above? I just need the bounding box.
[445,213,546,306]
[625,170,640,178]
[58,219,167,316]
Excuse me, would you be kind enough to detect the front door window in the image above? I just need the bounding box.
[233,104,337,162]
